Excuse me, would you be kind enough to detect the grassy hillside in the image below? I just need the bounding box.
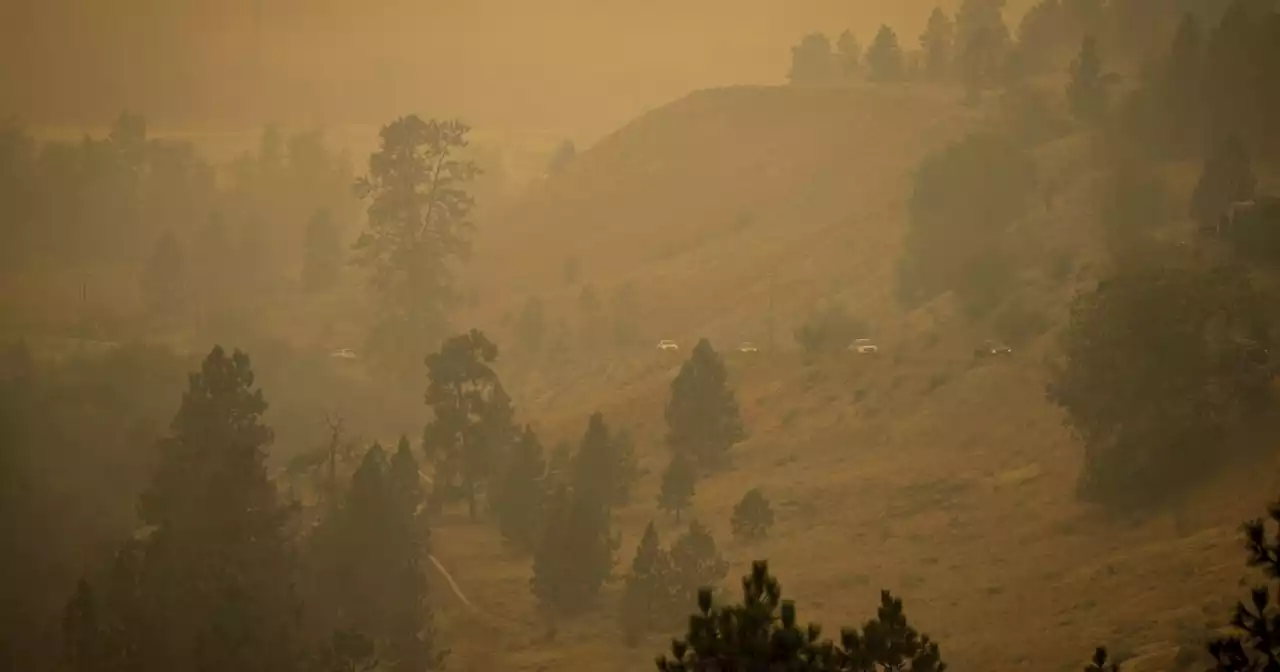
[426,84,1280,672]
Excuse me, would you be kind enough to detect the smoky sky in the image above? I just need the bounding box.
[2,0,1032,137]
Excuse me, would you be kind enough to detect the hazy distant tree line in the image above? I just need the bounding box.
[786,0,1280,152]
[0,113,359,285]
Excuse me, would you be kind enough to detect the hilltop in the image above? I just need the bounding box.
[430,83,1280,671]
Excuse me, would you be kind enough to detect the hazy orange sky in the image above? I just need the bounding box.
[1,0,1031,139]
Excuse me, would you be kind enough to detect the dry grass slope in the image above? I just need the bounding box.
[432,84,1280,671]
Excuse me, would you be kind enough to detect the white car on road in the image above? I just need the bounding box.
[738,342,759,353]
[329,348,357,360]
[850,338,879,355]
[657,340,679,351]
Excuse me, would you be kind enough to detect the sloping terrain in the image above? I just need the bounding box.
[431,84,1280,672]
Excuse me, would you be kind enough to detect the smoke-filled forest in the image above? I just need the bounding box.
[4,1,1280,671]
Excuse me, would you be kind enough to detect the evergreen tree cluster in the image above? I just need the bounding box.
[1116,3,1280,161]
[620,521,731,647]
[55,346,447,672]
[655,561,945,671]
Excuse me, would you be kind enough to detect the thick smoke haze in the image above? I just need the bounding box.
[1,0,1030,137]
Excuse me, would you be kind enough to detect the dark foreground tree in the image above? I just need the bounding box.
[655,561,945,671]
[68,346,310,672]
[665,339,745,472]
[352,116,479,375]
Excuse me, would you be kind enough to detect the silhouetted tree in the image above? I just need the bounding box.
[352,116,479,375]
[491,426,548,553]
[920,8,955,79]
[571,412,639,509]
[302,208,342,292]
[620,522,675,647]
[530,483,618,617]
[307,442,443,671]
[835,30,863,81]
[388,435,424,521]
[657,455,697,522]
[665,339,746,472]
[422,329,515,519]
[76,346,311,672]
[788,33,838,85]
[732,488,775,541]
[1047,260,1274,508]
[668,521,730,614]
[866,26,905,82]
[655,560,946,671]
[1207,499,1280,671]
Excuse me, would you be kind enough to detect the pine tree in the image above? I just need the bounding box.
[920,7,955,79]
[530,483,618,617]
[667,521,730,611]
[1190,134,1257,229]
[309,442,443,671]
[657,455,696,522]
[388,436,424,524]
[865,25,905,82]
[302,208,342,292]
[571,412,638,509]
[352,116,479,374]
[835,30,862,81]
[619,522,675,647]
[1066,36,1109,124]
[731,488,776,542]
[656,561,946,671]
[491,425,548,553]
[119,346,307,672]
[665,339,746,472]
[787,33,837,85]
[422,329,514,519]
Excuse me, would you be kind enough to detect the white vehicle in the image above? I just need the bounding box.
[738,342,759,353]
[329,348,357,360]
[657,340,679,351]
[850,338,879,355]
